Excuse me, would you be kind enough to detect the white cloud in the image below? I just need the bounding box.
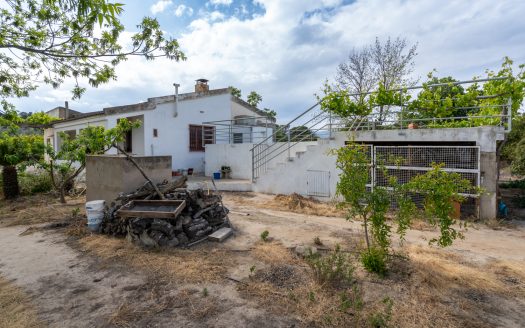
[175,4,194,17]
[11,0,525,120]
[150,0,173,15]
[209,0,233,6]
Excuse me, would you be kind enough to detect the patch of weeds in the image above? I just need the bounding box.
[260,230,269,242]
[339,286,363,314]
[361,247,387,276]
[313,236,323,246]
[249,265,256,276]
[308,291,315,302]
[72,207,81,217]
[305,244,354,288]
[368,297,393,328]
[202,287,208,297]
[18,171,53,195]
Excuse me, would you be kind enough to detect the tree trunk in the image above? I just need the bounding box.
[363,216,371,251]
[2,165,20,199]
[59,185,66,204]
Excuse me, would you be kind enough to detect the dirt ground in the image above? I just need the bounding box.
[1,192,524,327]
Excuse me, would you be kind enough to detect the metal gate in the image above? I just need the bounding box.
[372,146,480,198]
[306,170,331,197]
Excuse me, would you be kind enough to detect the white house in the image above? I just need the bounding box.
[44,79,274,174]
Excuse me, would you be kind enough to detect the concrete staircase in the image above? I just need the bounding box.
[253,138,339,195]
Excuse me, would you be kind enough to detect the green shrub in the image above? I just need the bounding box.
[500,179,525,189]
[306,244,354,287]
[260,230,269,242]
[361,247,387,276]
[18,171,53,195]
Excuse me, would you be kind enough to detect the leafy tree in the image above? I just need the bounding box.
[0,133,45,199]
[262,107,276,119]
[228,86,241,98]
[0,0,185,101]
[0,102,55,199]
[274,125,316,142]
[247,91,262,107]
[43,118,138,203]
[335,37,418,122]
[332,143,477,274]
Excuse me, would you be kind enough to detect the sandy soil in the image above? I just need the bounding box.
[1,192,524,327]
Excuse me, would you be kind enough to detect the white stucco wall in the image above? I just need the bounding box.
[204,143,254,179]
[49,116,107,152]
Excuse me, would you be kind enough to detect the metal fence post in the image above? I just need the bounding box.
[329,110,333,139]
[507,97,512,132]
[287,125,291,160]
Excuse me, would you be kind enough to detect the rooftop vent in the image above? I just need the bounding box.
[195,78,209,93]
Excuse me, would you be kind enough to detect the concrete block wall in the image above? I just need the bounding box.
[86,155,172,204]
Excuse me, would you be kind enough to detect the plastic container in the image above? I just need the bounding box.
[86,200,105,232]
[213,172,221,180]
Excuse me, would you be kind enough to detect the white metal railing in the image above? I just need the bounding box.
[202,116,273,145]
[250,77,512,182]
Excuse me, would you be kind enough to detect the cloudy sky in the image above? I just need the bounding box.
[9,0,525,122]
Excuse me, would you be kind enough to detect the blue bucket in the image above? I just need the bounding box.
[213,172,221,180]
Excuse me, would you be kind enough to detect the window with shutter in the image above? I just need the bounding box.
[189,125,214,151]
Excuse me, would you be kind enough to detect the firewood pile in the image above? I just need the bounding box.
[99,176,232,247]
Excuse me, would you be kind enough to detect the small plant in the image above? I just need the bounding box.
[339,286,363,313]
[305,244,354,287]
[313,236,323,246]
[260,230,269,242]
[249,265,256,276]
[71,207,81,218]
[202,287,208,297]
[361,247,387,276]
[368,297,393,328]
[308,291,316,302]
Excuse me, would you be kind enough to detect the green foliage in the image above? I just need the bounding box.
[229,86,241,98]
[247,91,262,107]
[43,118,139,203]
[360,247,387,276]
[262,108,277,119]
[338,286,363,313]
[260,230,269,242]
[0,0,185,100]
[368,297,393,328]
[317,81,372,118]
[405,164,477,247]
[500,179,525,189]
[202,287,208,297]
[333,144,478,274]
[305,245,355,287]
[18,170,53,195]
[502,114,525,175]
[319,57,525,131]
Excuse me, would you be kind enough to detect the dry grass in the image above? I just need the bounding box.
[0,193,85,227]
[0,276,40,328]
[78,235,233,283]
[267,193,346,217]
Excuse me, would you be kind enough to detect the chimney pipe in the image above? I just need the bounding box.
[64,101,69,119]
[173,83,180,117]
